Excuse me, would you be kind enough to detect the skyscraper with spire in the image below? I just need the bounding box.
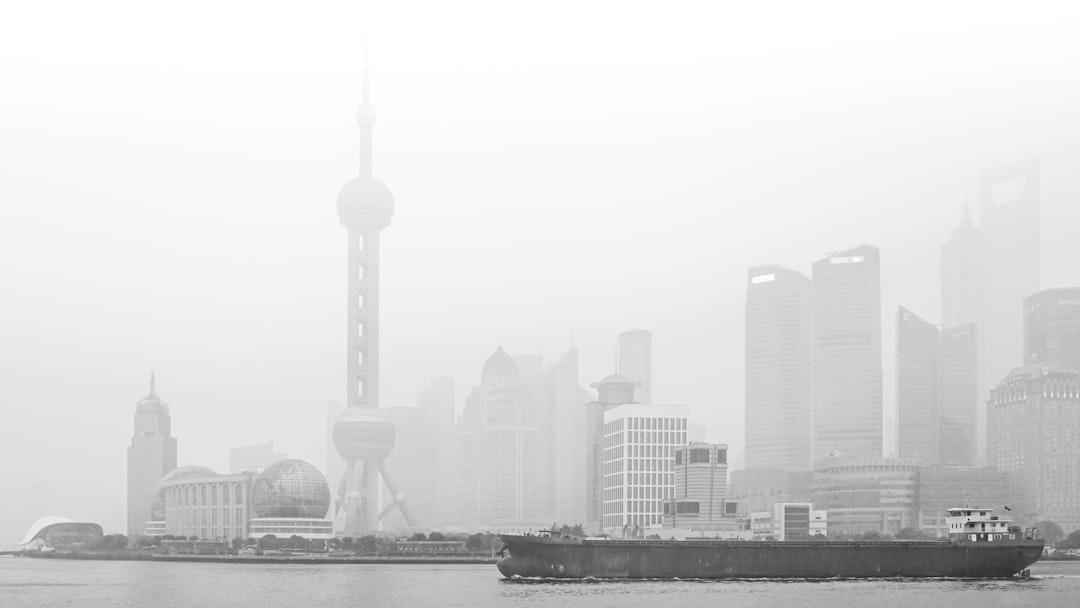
[330,59,413,534]
[127,374,177,539]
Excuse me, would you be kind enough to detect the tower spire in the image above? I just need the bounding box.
[355,50,375,177]
[150,372,156,395]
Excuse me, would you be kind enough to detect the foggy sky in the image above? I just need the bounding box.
[2,1,1080,542]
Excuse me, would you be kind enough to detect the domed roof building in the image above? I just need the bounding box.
[149,459,333,540]
[251,459,331,519]
[481,346,520,386]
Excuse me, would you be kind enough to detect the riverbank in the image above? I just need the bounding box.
[17,551,498,565]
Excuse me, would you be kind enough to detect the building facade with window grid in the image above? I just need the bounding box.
[601,403,687,537]
[988,365,1080,532]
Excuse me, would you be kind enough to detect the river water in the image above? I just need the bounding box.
[2,557,1078,607]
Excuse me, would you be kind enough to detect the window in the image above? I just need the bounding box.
[689,448,710,464]
[675,451,683,465]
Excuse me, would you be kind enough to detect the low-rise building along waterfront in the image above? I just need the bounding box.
[147,459,333,540]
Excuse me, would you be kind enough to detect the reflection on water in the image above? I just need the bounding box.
[1,558,1078,608]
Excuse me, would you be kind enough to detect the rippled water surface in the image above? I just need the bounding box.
[2,558,1078,608]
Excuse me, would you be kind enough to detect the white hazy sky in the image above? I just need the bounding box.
[2,1,1080,540]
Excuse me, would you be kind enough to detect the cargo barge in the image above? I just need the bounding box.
[497,507,1044,579]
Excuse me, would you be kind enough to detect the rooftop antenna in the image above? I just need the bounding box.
[963,492,972,508]
[150,372,156,395]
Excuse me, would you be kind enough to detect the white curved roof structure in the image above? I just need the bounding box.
[18,516,74,546]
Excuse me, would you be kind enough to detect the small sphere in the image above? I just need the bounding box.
[333,407,396,462]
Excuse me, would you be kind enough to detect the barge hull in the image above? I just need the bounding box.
[496,536,1044,579]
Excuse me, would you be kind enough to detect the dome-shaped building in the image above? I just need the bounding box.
[481,346,520,386]
[149,465,218,521]
[251,459,331,519]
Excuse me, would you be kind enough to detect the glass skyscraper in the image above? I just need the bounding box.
[811,245,882,461]
[744,265,812,471]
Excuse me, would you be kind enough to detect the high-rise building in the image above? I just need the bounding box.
[460,347,547,526]
[667,442,731,529]
[896,307,939,464]
[618,330,653,404]
[980,159,1041,389]
[330,63,412,534]
[745,265,812,471]
[529,349,590,527]
[601,403,687,537]
[811,245,883,460]
[894,309,979,467]
[230,440,286,474]
[382,377,459,529]
[938,324,978,465]
[585,374,640,534]
[1024,288,1080,370]
[988,365,1080,531]
[127,375,178,539]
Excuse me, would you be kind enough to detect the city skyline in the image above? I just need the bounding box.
[4,2,1080,541]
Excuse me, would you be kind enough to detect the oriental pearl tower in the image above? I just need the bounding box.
[332,61,414,534]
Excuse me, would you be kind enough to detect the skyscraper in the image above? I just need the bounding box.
[618,330,653,404]
[744,265,812,471]
[811,245,883,460]
[1024,287,1080,370]
[127,375,177,539]
[988,365,1080,529]
[940,160,1040,463]
[585,373,640,533]
[330,61,412,534]
[979,159,1041,401]
[459,347,547,526]
[938,323,978,465]
[896,306,939,464]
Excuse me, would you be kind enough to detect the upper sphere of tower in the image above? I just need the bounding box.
[337,176,394,231]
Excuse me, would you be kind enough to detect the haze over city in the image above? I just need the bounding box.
[3,0,1080,546]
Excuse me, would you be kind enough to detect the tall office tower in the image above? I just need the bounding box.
[530,349,589,526]
[127,375,178,539]
[896,307,939,464]
[669,442,731,527]
[618,330,653,403]
[988,365,1080,529]
[938,324,978,465]
[330,62,412,534]
[382,377,459,529]
[459,347,547,526]
[585,374,640,533]
[941,206,988,329]
[416,377,459,526]
[601,403,687,537]
[1024,288,1080,370]
[811,245,883,460]
[980,159,1041,400]
[229,439,286,474]
[744,265,812,471]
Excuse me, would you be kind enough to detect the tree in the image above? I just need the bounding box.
[1031,521,1065,545]
[232,537,244,549]
[427,531,446,542]
[409,532,426,541]
[1058,530,1080,550]
[257,534,278,550]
